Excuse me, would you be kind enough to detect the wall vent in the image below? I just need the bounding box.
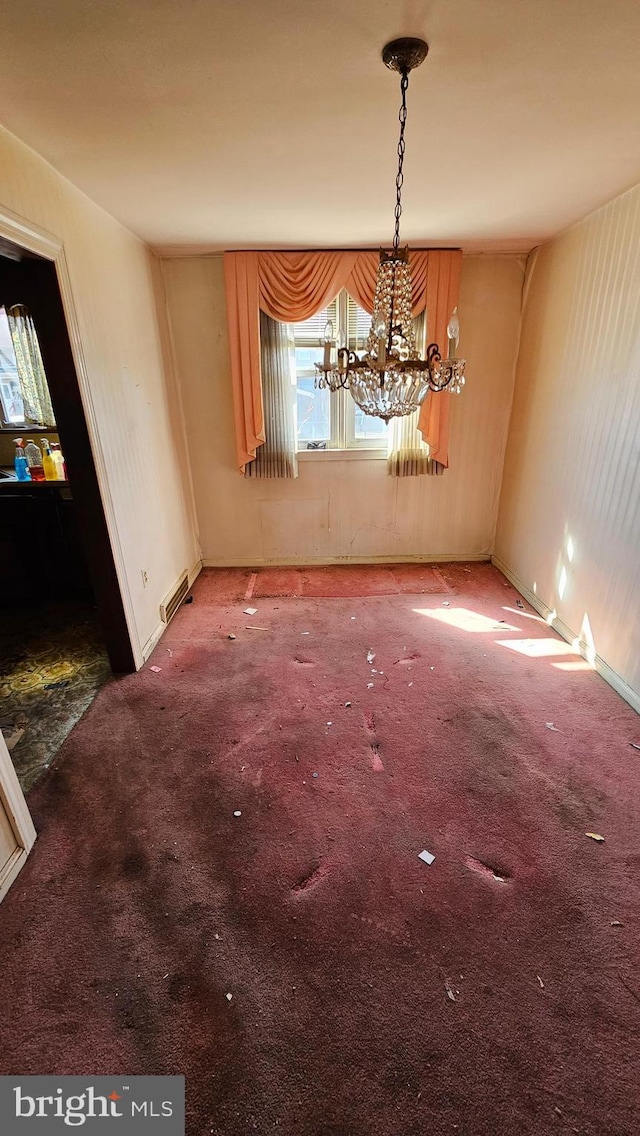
[160,571,189,625]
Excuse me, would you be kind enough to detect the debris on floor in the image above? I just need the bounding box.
[442,601,450,607]
[367,650,376,664]
[444,979,458,1002]
[233,810,242,817]
[537,975,545,988]
[228,633,237,640]
[630,742,640,751]
[184,596,194,604]
[225,992,233,1001]
[418,849,435,866]
[367,682,374,689]
[245,625,269,631]
[345,701,352,707]
[545,722,559,731]
[516,599,525,609]
[243,607,258,616]
[585,832,605,842]
[611,920,623,927]
[150,666,162,673]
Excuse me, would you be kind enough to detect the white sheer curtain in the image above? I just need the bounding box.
[245,312,298,479]
[386,313,444,477]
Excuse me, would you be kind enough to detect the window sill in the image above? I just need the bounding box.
[297,447,387,462]
[0,425,58,434]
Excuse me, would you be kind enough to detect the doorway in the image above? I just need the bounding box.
[0,242,134,790]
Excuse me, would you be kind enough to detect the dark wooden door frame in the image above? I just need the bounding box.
[0,255,136,673]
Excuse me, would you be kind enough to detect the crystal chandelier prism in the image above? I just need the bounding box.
[315,37,466,420]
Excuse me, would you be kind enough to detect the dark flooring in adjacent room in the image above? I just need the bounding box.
[1,563,639,1136]
[0,602,111,790]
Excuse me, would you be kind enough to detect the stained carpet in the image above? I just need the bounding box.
[1,563,639,1136]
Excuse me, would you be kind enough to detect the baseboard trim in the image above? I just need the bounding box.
[491,555,640,715]
[188,558,203,586]
[202,553,491,568]
[140,559,203,665]
[140,621,165,665]
[0,847,29,905]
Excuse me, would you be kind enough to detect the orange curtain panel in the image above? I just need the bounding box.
[419,250,463,466]
[224,248,462,471]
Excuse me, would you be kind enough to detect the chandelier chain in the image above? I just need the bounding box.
[393,71,409,251]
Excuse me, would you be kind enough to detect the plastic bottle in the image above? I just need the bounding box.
[24,439,45,482]
[13,438,31,481]
[41,439,57,481]
[51,442,66,481]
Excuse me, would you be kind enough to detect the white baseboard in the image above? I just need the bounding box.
[188,558,203,586]
[140,621,166,664]
[0,847,29,905]
[140,559,203,665]
[491,555,640,715]
[202,553,491,568]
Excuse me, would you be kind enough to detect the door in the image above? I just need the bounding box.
[0,732,36,903]
[0,253,135,672]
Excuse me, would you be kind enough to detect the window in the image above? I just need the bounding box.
[0,304,55,428]
[0,306,25,424]
[291,291,388,451]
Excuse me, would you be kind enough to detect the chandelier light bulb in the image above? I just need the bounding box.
[323,320,334,367]
[447,308,460,341]
[447,306,460,354]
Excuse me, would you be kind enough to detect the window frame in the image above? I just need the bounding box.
[0,304,26,426]
[292,291,389,455]
[0,303,54,430]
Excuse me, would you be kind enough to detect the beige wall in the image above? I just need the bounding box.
[495,184,640,703]
[0,126,199,663]
[161,253,523,565]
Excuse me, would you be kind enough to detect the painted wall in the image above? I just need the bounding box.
[0,126,199,663]
[495,184,640,702]
[161,253,523,566]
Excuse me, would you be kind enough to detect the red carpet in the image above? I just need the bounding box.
[1,562,639,1135]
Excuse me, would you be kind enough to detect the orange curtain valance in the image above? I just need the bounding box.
[224,248,462,471]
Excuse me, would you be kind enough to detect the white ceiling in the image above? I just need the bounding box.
[2,0,640,254]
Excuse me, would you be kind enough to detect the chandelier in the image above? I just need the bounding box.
[315,38,466,420]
